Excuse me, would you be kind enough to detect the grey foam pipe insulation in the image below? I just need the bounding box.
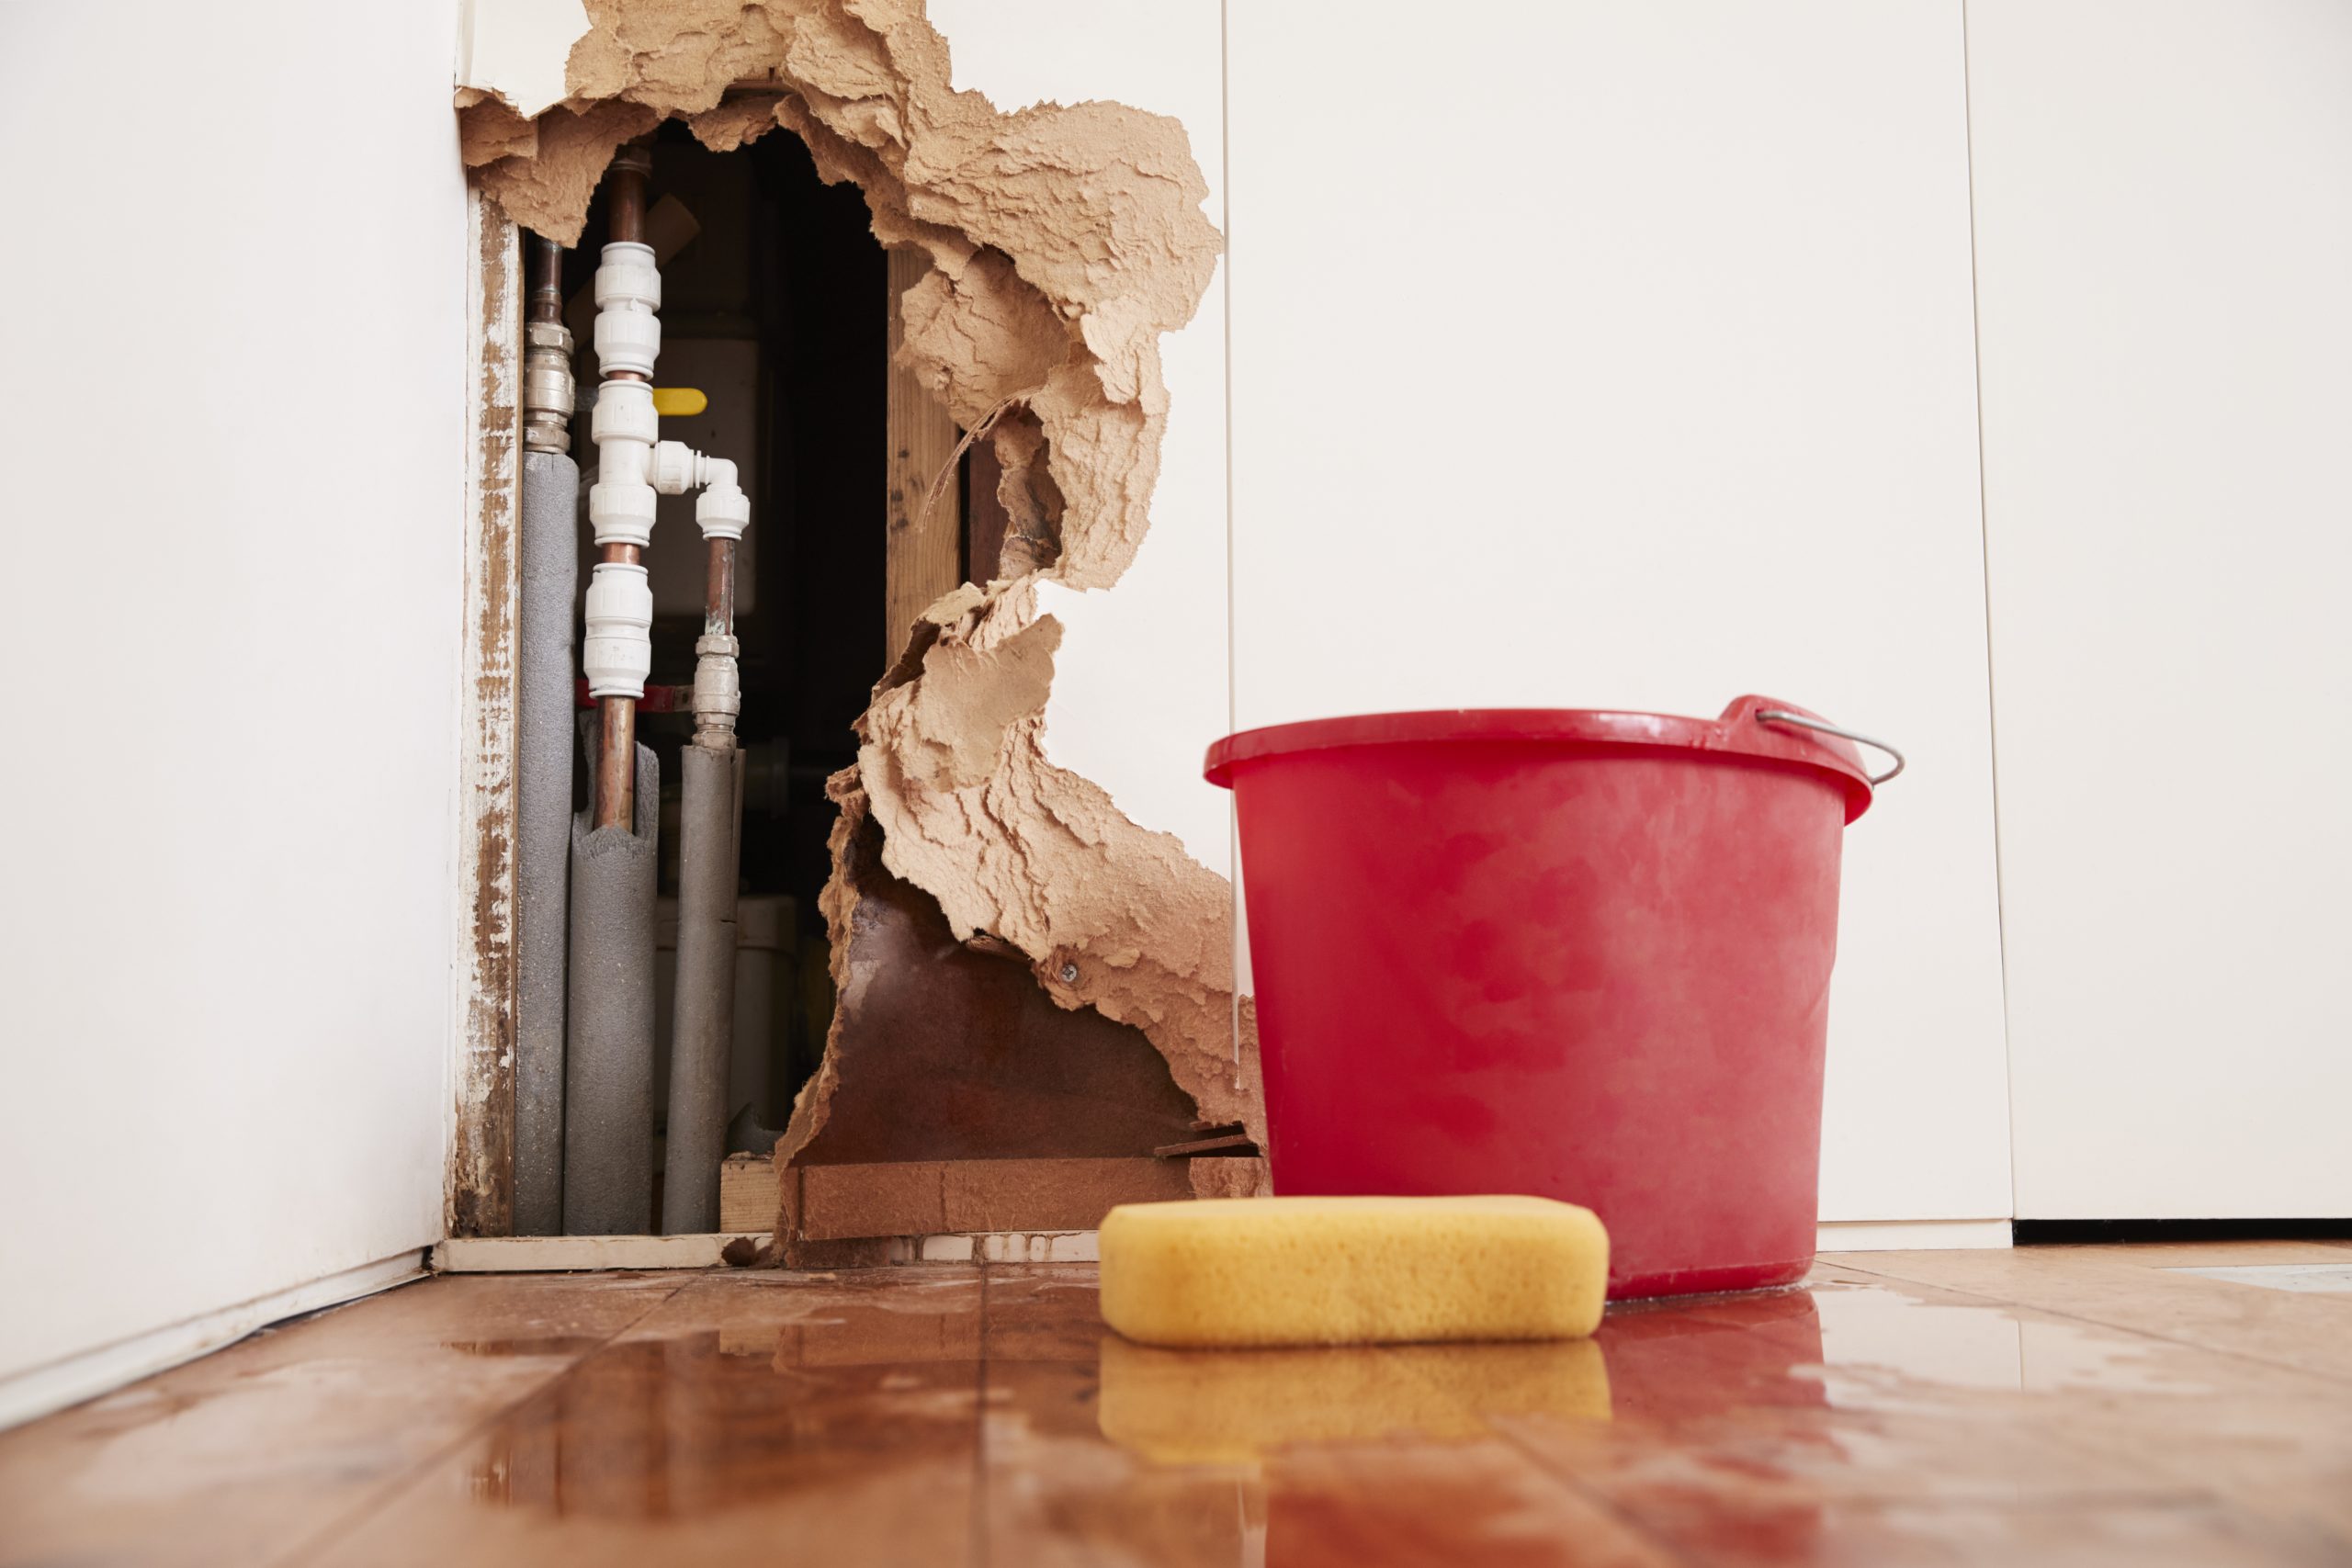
[563,735,660,1235]
[514,449,580,1236]
[661,742,742,1234]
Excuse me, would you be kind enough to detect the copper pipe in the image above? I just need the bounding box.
[609,147,649,244]
[593,542,643,829]
[594,695,637,830]
[592,144,654,832]
[526,234,563,325]
[704,539,736,639]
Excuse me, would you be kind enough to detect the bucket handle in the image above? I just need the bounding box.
[1754,708,1906,786]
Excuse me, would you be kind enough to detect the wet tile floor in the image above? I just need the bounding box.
[3,1242,2350,1565]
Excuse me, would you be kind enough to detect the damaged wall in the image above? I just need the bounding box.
[457,0,1255,1234]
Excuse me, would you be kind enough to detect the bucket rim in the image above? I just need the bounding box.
[1204,695,1875,822]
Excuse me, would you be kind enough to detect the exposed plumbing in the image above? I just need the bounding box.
[583,147,752,824]
[514,231,581,1235]
[571,140,753,1235]
[521,237,573,455]
[662,394,749,1233]
[586,146,654,833]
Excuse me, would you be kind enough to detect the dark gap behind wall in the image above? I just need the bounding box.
[565,120,887,1139]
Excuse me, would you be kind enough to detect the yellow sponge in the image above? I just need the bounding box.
[1097,1195,1608,1348]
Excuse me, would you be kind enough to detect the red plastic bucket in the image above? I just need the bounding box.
[1205,695,1893,1299]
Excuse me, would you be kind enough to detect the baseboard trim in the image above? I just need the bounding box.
[2015,1217,2352,1246]
[0,1249,427,1431]
[1817,1219,2012,1252]
[433,1234,768,1272]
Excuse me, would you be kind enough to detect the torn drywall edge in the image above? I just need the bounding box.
[456,0,594,121]
[458,0,1260,1242]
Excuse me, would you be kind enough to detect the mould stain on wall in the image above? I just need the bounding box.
[457,0,1262,1244]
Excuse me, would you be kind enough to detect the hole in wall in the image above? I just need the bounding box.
[464,3,1257,1247]
[563,122,887,1142]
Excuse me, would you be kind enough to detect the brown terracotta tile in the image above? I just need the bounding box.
[310,1268,986,1567]
[1827,1247,2352,1384]
[0,1271,693,1568]
[976,1264,1672,1567]
[10,1246,2352,1566]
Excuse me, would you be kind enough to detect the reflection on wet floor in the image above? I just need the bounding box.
[5,1251,2352,1566]
[1098,1337,1613,1462]
[1808,1279,2200,1400]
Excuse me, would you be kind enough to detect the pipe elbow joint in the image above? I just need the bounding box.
[695,475,749,541]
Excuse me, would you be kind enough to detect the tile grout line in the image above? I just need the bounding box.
[1483,1423,1700,1567]
[1808,1263,2332,1529]
[260,1273,702,1568]
[1819,1258,2352,1389]
[969,1263,992,1568]
[1353,1340,1698,1565]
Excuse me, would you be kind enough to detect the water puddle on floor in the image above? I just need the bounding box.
[1803,1279,2210,1410]
[2167,1262,2352,1293]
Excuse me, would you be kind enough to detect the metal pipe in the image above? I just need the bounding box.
[527,233,563,324]
[662,508,746,1232]
[705,538,736,638]
[514,446,580,1235]
[662,739,739,1234]
[593,148,652,832]
[608,150,646,243]
[593,542,641,831]
[515,229,581,1234]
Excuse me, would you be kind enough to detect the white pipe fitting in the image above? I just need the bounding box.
[696,479,749,542]
[582,562,653,698]
[580,237,754,702]
[593,242,661,378]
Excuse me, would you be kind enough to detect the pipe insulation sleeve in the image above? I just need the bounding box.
[514,450,581,1235]
[562,739,661,1235]
[661,741,742,1235]
[582,562,652,699]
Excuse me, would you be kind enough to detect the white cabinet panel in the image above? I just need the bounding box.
[1226,3,2011,1222]
[1968,1,2352,1218]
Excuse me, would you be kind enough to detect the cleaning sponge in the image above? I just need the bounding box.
[1098,1195,1608,1348]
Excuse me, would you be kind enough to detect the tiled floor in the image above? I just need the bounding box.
[5,1242,2351,1565]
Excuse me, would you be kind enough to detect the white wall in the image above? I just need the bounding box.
[1968,0,2352,1219]
[0,3,467,1393]
[1224,2,2015,1224]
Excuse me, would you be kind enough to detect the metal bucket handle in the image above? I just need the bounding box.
[1754,708,1906,787]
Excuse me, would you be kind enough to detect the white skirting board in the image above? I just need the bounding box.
[433,1234,769,1272]
[432,1231,1101,1271]
[1817,1219,2012,1252]
[0,1249,427,1432]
